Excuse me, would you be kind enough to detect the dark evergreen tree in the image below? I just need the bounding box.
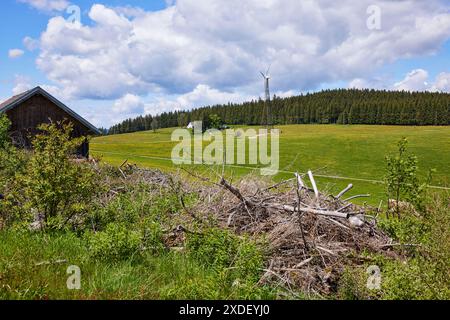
[108,89,450,134]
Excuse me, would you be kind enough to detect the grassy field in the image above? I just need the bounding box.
[2,123,449,300]
[91,125,450,205]
[0,229,276,300]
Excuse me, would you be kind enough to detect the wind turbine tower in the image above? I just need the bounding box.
[260,65,272,128]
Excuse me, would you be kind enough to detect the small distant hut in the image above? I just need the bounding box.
[0,86,99,157]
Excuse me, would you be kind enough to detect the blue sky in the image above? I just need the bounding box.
[0,0,168,97]
[1,0,449,128]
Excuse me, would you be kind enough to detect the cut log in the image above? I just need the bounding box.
[269,203,349,218]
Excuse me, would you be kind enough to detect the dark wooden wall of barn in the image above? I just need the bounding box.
[5,94,91,157]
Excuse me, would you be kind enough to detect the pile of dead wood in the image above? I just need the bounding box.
[191,170,394,296]
[90,162,397,296]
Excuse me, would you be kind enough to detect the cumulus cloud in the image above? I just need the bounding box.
[12,75,33,95]
[113,94,145,114]
[144,84,253,115]
[393,69,450,93]
[35,0,450,104]
[393,69,429,91]
[18,0,69,12]
[352,69,450,93]
[8,49,24,59]
[348,78,372,89]
[430,72,450,92]
[23,36,39,51]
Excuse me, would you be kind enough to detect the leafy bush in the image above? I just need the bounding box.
[85,223,142,261]
[341,193,450,300]
[15,121,98,230]
[337,267,376,300]
[384,137,425,216]
[86,183,181,232]
[186,228,265,282]
[377,215,429,246]
[0,115,26,182]
[159,228,275,299]
[0,115,27,227]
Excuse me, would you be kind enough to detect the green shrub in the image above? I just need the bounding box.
[337,267,375,300]
[86,185,181,233]
[13,121,98,230]
[85,223,142,261]
[160,271,277,300]
[377,215,429,246]
[186,228,265,282]
[0,115,27,227]
[0,114,27,183]
[140,217,166,254]
[343,193,450,300]
[384,137,425,216]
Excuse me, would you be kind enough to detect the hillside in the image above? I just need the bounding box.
[92,124,450,205]
[109,89,450,135]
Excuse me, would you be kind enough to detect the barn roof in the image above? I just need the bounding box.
[0,86,100,134]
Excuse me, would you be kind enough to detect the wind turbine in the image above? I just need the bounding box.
[260,64,272,128]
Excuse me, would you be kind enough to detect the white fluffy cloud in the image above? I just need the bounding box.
[392,69,450,92]
[18,0,69,12]
[144,84,253,115]
[349,78,372,89]
[23,36,40,51]
[113,93,145,114]
[430,72,450,92]
[12,75,33,95]
[8,49,24,59]
[352,69,450,92]
[393,69,429,91]
[35,0,450,106]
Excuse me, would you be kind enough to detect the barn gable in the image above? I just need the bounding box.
[0,87,99,134]
[0,86,99,157]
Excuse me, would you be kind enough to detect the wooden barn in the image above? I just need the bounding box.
[0,86,99,157]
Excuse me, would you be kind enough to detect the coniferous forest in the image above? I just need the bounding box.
[108,89,450,134]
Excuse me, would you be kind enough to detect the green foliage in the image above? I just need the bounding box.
[344,193,450,300]
[86,184,180,231]
[208,114,223,130]
[85,223,142,261]
[0,230,278,300]
[337,267,378,300]
[15,121,97,229]
[0,115,26,182]
[0,115,27,227]
[379,257,449,300]
[160,232,275,300]
[186,228,265,282]
[377,215,429,245]
[384,137,424,215]
[0,114,10,148]
[160,270,277,300]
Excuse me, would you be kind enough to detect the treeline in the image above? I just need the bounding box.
[108,89,450,134]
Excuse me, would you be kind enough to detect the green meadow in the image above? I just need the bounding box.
[91,125,450,205]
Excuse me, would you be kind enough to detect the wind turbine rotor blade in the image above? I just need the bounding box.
[260,71,266,78]
[266,63,272,76]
